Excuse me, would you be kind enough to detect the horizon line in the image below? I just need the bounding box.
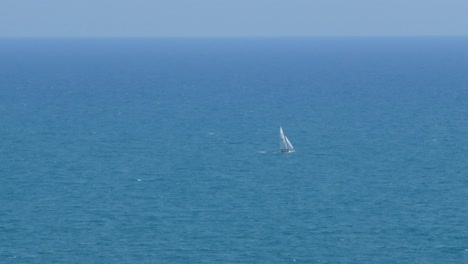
[0,34,468,40]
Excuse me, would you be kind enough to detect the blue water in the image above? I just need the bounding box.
[1,37,467,263]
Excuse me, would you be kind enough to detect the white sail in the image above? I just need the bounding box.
[279,127,287,150]
[280,127,294,152]
[284,136,294,150]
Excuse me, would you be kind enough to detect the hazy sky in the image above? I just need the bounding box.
[1,0,467,37]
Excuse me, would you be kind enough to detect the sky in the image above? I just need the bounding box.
[1,0,467,37]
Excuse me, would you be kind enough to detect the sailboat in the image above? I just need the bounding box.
[280,127,294,153]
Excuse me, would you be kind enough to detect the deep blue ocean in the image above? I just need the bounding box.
[0,37,467,263]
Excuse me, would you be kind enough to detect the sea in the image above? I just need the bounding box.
[0,37,467,263]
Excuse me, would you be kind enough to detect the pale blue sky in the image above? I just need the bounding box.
[1,0,467,37]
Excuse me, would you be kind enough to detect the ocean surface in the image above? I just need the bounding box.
[0,37,467,263]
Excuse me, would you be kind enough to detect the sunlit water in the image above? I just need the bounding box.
[1,38,467,263]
